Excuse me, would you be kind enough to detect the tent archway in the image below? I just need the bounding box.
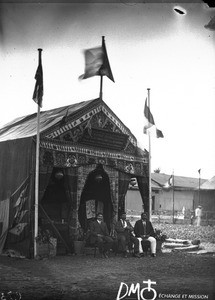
[78,164,113,231]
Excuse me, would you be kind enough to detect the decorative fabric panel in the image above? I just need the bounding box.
[136,176,149,214]
[40,141,148,177]
[118,171,131,218]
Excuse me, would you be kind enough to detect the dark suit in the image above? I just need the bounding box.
[89,220,113,254]
[134,219,156,254]
[115,219,139,253]
[134,219,155,238]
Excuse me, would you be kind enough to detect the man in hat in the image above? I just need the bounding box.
[195,205,202,226]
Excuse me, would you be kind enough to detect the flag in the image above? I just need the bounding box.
[0,198,10,253]
[156,128,164,138]
[204,15,215,31]
[198,169,201,174]
[164,175,173,188]
[33,49,43,107]
[79,37,114,82]
[8,177,30,240]
[143,99,164,138]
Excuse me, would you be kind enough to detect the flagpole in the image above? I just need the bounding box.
[198,169,201,206]
[147,88,152,221]
[99,75,103,100]
[34,48,42,258]
[99,36,105,100]
[172,171,175,224]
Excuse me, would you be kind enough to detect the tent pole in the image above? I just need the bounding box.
[34,104,40,258]
[147,88,152,221]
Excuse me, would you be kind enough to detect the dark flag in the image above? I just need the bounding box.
[33,49,43,107]
[144,98,155,128]
[143,99,164,138]
[7,177,30,243]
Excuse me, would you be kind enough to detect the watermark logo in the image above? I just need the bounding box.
[116,279,157,300]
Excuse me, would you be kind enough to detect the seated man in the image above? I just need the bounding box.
[115,212,140,258]
[89,213,113,258]
[134,212,157,257]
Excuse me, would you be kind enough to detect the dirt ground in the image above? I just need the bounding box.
[0,249,215,300]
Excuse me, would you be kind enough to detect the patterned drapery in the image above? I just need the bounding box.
[118,171,131,218]
[137,176,149,214]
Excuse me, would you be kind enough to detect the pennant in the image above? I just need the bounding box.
[79,37,114,82]
[33,49,43,107]
[143,99,164,138]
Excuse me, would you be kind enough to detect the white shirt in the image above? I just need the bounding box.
[121,219,127,228]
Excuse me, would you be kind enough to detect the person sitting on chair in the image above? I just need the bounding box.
[115,212,140,258]
[134,212,157,257]
[89,213,113,258]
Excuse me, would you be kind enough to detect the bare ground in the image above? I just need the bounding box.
[0,249,215,300]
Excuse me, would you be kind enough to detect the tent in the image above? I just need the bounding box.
[0,98,149,257]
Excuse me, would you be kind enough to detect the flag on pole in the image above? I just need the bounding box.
[8,177,30,241]
[164,175,173,188]
[79,37,114,82]
[143,99,164,138]
[33,49,43,107]
[204,15,215,31]
[198,169,201,174]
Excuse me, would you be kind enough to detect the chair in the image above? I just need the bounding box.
[84,229,99,257]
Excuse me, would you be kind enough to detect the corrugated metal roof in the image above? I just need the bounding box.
[129,173,207,190]
[151,173,207,189]
[200,176,215,190]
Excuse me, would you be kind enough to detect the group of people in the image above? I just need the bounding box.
[88,211,157,258]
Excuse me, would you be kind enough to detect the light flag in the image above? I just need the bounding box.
[143,99,164,138]
[79,37,114,82]
[164,175,173,188]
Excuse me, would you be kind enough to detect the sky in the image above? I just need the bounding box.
[0,1,215,180]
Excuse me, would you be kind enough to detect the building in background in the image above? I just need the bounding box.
[125,173,215,225]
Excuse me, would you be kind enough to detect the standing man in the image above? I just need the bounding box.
[89,213,113,258]
[195,205,202,226]
[134,212,157,257]
[115,212,140,258]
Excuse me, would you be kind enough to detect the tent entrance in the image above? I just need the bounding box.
[40,168,70,255]
[41,169,68,223]
[78,164,113,231]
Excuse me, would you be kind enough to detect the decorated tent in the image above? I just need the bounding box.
[0,98,149,258]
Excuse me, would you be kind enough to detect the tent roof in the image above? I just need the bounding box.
[200,176,215,190]
[0,98,136,144]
